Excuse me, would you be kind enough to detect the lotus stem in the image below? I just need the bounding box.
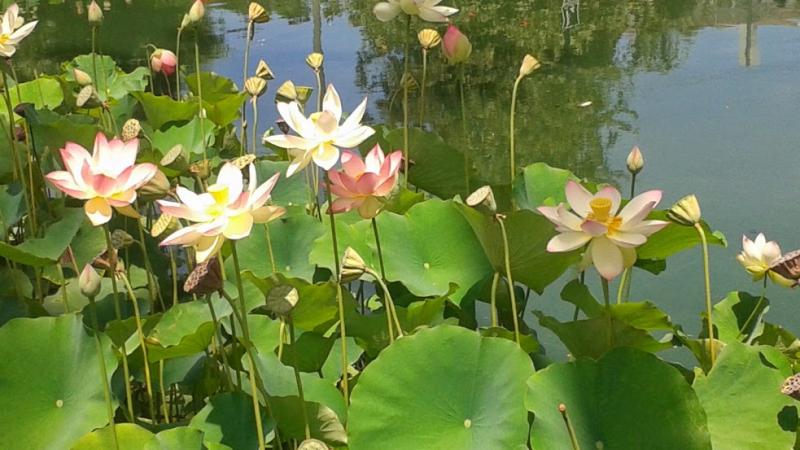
[229,241,268,450]
[616,268,629,305]
[162,72,173,99]
[402,14,410,189]
[194,29,208,162]
[277,318,286,361]
[0,70,33,236]
[57,263,71,313]
[265,223,277,275]
[418,48,428,126]
[250,97,258,155]
[366,268,403,340]
[509,75,523,185]
[497,216,520,345]
[629,173,637,199]
[134,209,161,311]
[168,247,178,307]
[175,26,183,97]
[314,68,323,113]
[371,218,386,280]
[119,272,157,422]
[240,20,254,154]
[7,62,38,234]
[324,172,349,403]
[87,295,120,450]
[288,315,311,440]
[490,272,500,328]
[91,26,99,96]
[559,404,582,450]
[159,360,169,424]
[694,222,715,366]
[459,65,469,194]
[738,277,768,340]
[204,293,234,390]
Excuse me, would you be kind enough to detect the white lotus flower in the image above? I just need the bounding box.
[373,0,458,23]
[736,233,794,287]
[538,181,669,280]
[265,84,374,177]
[0,4,37,58]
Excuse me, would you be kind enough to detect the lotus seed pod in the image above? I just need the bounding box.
[120,118,141,142]
[295,86,314,106]
[297,439,328,450]
[465,185,497,215]
[244,76,267,97]
[305,52,324,70]
[79,265,102,299]
[275,80,298,103]
[139,169,171,201]
[160,144,189,172]
[150,213,176,238]
[340,247,367,283]
[87,0,103,23]
[255,60,274,80]
[230,154,257,169]
[73,68,93,87]
[265,284,299,316]
[418,28,442,50]
[518,54,541,78]
[183,257,223,295]
[110,229,134,249]
[781,373,800,400]
[626,146,644,175]
[76,85,97,108]
[667,194,702,226]
[248,2,269,23]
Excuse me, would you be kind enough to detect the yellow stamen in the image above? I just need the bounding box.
[589,197,612,222]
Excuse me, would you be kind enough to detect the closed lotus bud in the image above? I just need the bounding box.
[111,229,134,249]
[418,29,441,50]
[120,118,141,141]
[248,2,268,23]
[150,49,177,76]
[275,80,298,103]
[73,68,93,86]
[87,0,103,23]
[180,13,191,29]
[79,264,102,299]
[297,439,328,450]
[626,146,644,175]
[466,185,497,215]
[305,52,324,70]
[442,24,472,65]
[184,257,223,295]
[340,247,367,283]
[245,76,267,97]
[188,0,205,24]
[518,54,541,78]
[255,60,274,80]
[139,169,171,201]
[667,194,702,226]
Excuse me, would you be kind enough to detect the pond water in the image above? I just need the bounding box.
[17,0,800,359]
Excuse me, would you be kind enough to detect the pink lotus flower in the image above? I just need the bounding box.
[150,49,177,76]
[157,162,285,263]
[538,181,669,280]
[46,132,157,226]
[328,145,402,219]
[442,24,472,65]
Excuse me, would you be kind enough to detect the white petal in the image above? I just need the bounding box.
[547,232,592,252]
[373,1,401,21]
[322,84,342,122]
[590,237,624,280]
[216,163,243,204]
[565,180,592,218]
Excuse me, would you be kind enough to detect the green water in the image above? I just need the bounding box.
[16,0,800,358]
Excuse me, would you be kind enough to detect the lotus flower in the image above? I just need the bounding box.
[157,163,285,263]
[737,233,793,287]
[442,24,471,65]
[0,4,37,57]
[373,0,457,23]
[265,84,374,177]
[538,181,669,280]
[46,133,157,226]
[328,145,402,219]
[150,49,177,76]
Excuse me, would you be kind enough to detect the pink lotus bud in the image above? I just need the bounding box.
[87,0,103,23]
[150,49,177,76]
[442,24,471,65]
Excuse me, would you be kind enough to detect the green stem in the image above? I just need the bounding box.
[0,70,32,236]
[368,269,403,340]
[315,69,323,113]
[402,14,410,189]
[559,405,582,450]
[497,216,520,345]
[91,26,99,95]
[250,98,258,155]
[265,223,277,275]
[490,272,500,328]
[240,21,253,154]
[629,173,637,199]
[175,26,183,98]
[288,316,311,440]
[418,48,428,125]
[194,29,208,162]
[694,223,715,367]
[159,360,170,424]
[371,218,386,280]
[168,247,178,307]
[119,272,157,422]
[616,268,629,305]
[509,75,522,185]
[230,242,267,450]
[88,296,120,450]
[738,277,768,340]
[57,263,71,313]
[205,293,234,390]
[134,212,160,311]
[459,65,469,194]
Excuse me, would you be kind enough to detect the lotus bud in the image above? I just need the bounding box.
[183,257,223,295]
[120,118,141,142]
[418,28,441,50]
[188,0,205,24]
[275,80,297,103]
[518,54,541,78]
[73,68,93,87]
[111,229,134,249]
[255,60,274,80]
[139,169,171,201]
[340,247,367,283]
[265,284,299,316]
[298,439,328,450]
[626,146,644,175]
[87,0,103,23]
[180,13,191,29]
[248,2,269,23]
[465,185,497,215]
[305,52,324,71]
[244,76,267,97]
[667,194,702,226]
[442,24,472,65]
[79,265,102,299]
[150,49,177,76]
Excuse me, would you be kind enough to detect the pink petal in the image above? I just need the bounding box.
[45,171,93,199]
[250,172,280,208]
[625,220,669,237]
[619,190,662,224]
[341,150,366,178]
[60,142,90,181]
[84,197,113,226]
[565,180,592,218]
[581,220,608,237]
[330,197,361,214]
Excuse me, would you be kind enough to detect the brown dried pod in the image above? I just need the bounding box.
[184,257,223,295]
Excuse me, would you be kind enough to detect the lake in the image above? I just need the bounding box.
[17,0,800,360]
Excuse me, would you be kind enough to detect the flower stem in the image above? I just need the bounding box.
[368,268,403,340]
[134,211,161,311]
[490,272,500,328]
[240,21,253,155]
[509,75,523,185]
[288,315,311,440]
[229,241,267,450]
[371,218,386,280]
[168,247,178,307]
[264,223,277,275]
[459,65,470,194]
[159,360,170,424]
[88,295,120,450]
[57,263,71,313]
[315,69,323,113]
[738,276,768,340]
[616,268,629,305]
[402,14,410,189]
[119,272,157,422]
[0,70,33,236]
[324,172,349,403]
[418,48,428,126]
[559,404,582,450]
[497,216,520,345]
[175,26,183,97]
[205,293,234,390]
[250,98,258,155]
[194,29,208,162]
[694,222,715,367]
[629,173,637,199]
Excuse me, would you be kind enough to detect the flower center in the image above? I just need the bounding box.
[0,34,10,45]
[587,197,623,233]
[206,184,229,216]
